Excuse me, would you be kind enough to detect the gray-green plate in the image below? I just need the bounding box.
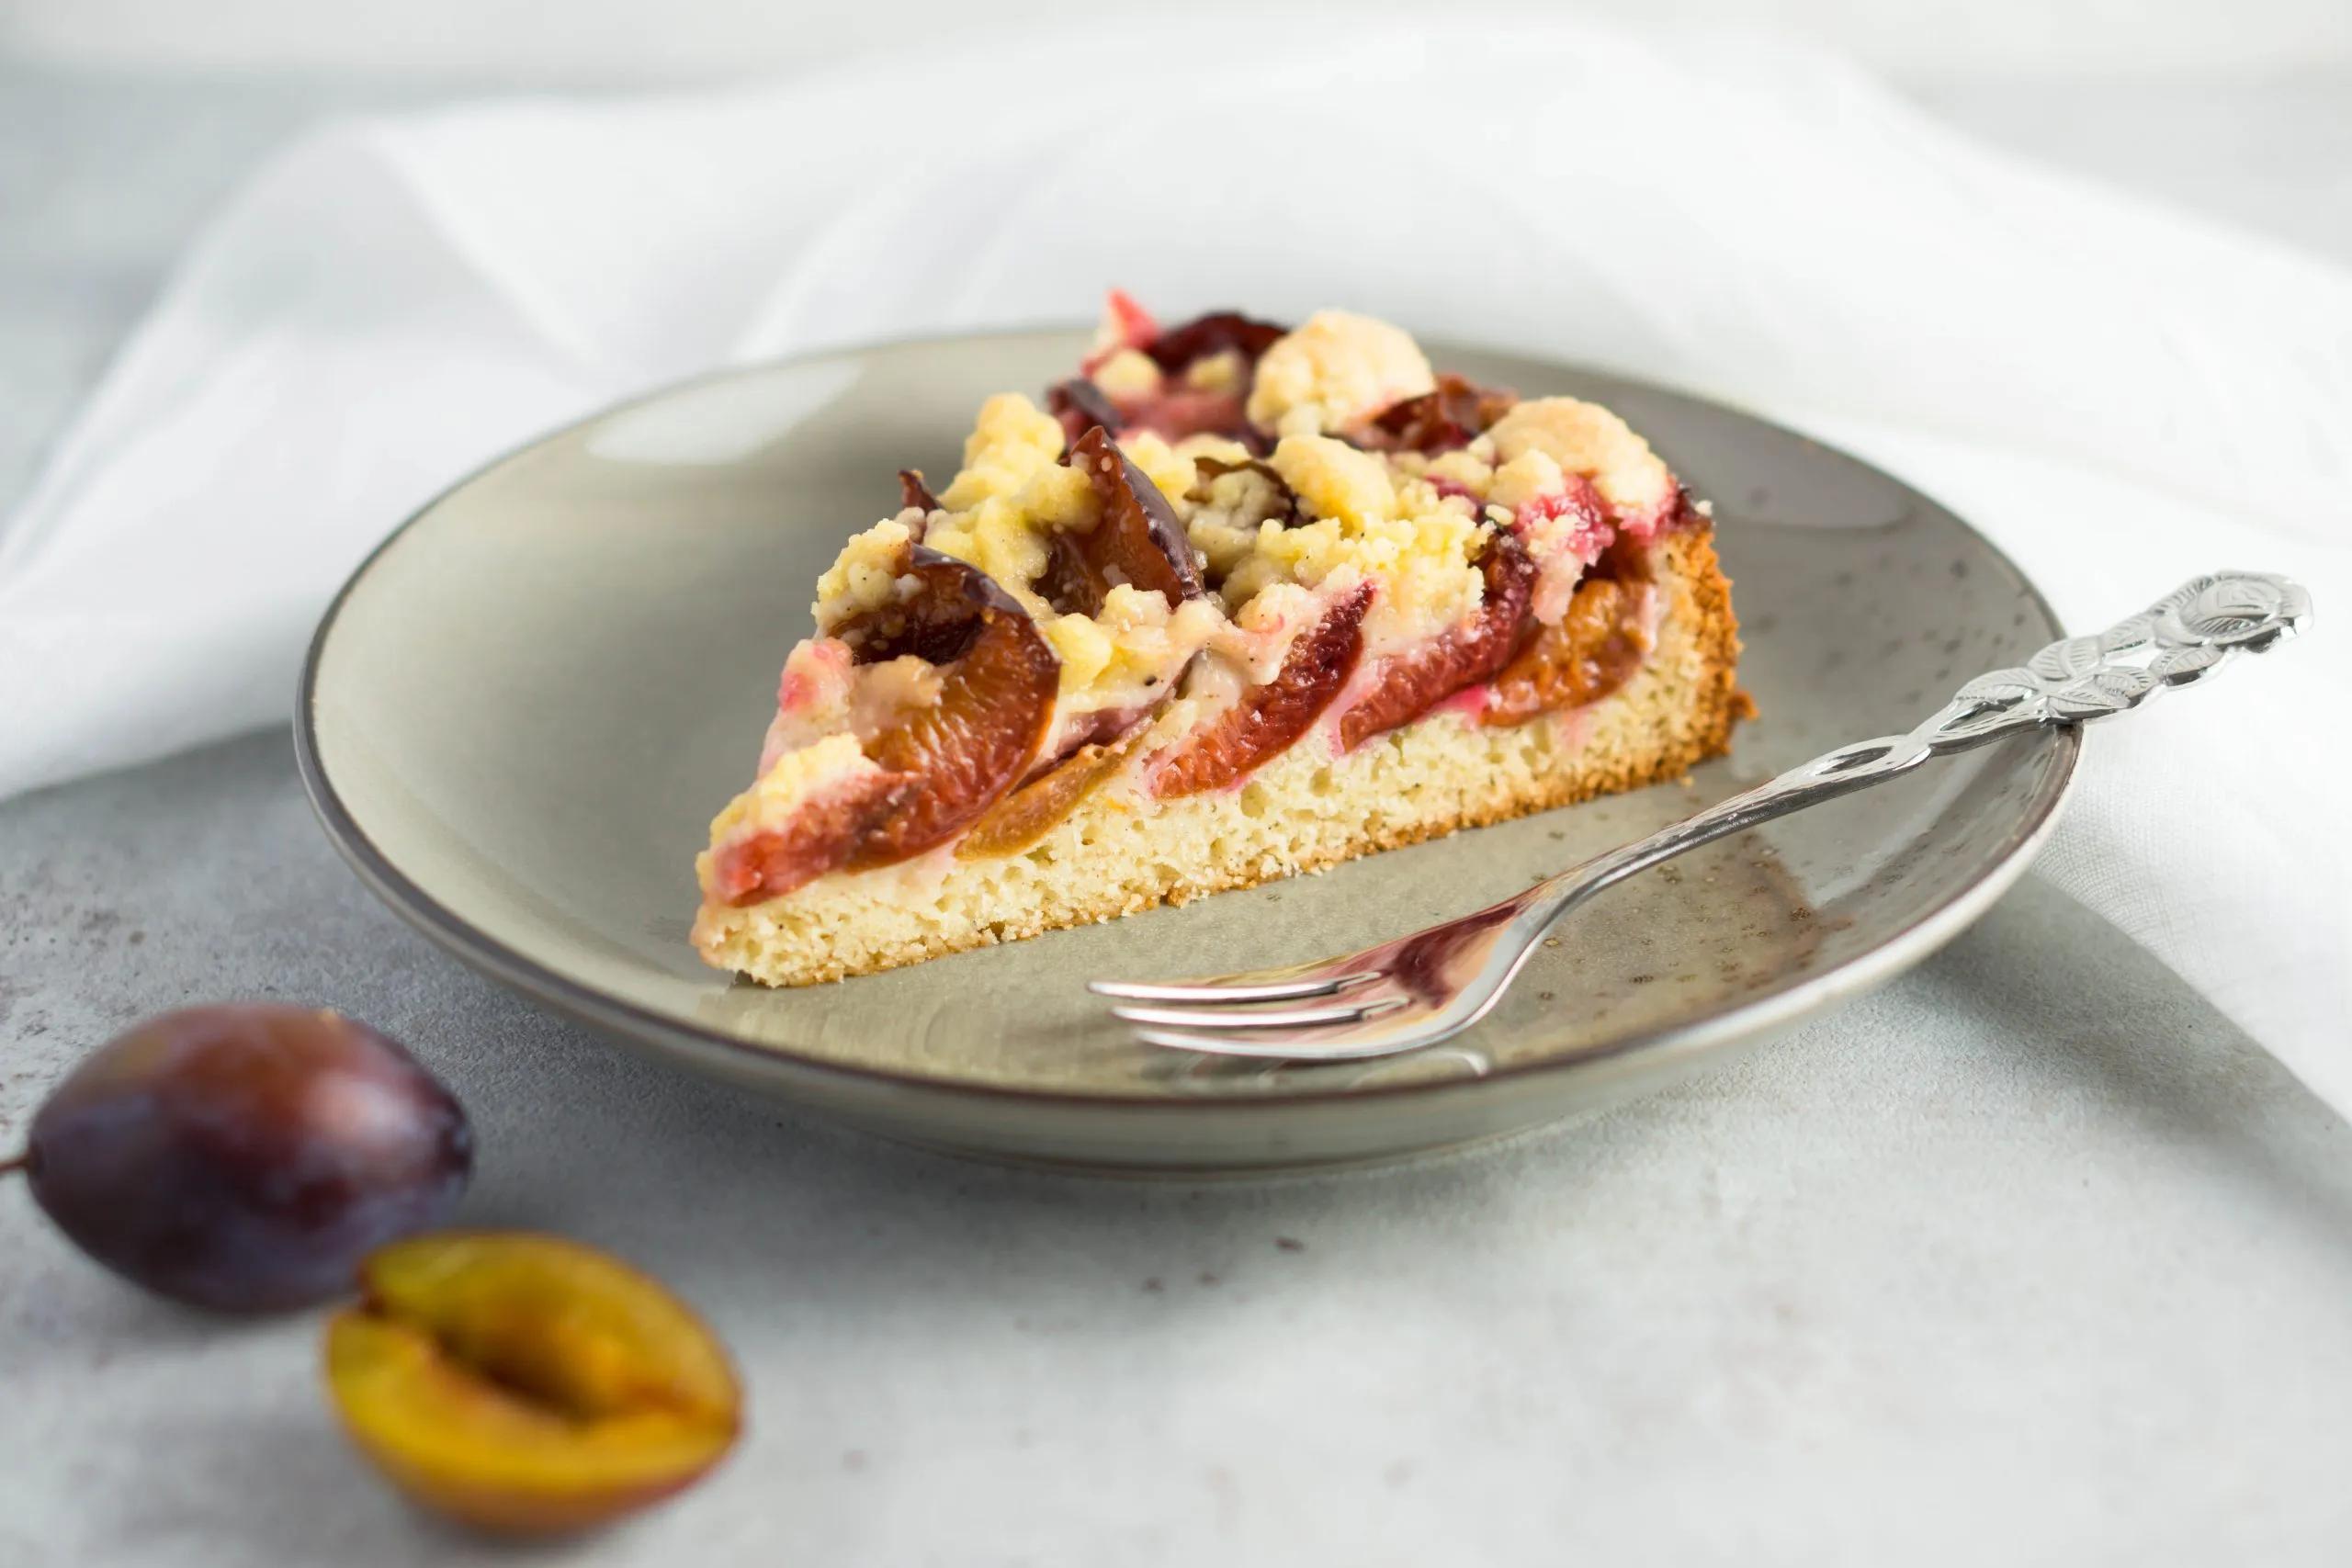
[297,328,2075,1173]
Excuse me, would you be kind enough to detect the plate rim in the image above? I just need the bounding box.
[294,326,2081,1116]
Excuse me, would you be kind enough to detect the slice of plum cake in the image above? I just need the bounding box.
[694,296,1747,986]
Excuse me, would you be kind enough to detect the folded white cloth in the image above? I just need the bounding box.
[5,22,2345,1111]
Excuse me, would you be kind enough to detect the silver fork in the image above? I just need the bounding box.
[1091,570,2310,1062]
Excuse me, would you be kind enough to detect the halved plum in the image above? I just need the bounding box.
[1150,583,1374,799]
[1040,426,1205,616]
[1364,373,1518,454]
[713,547,1057,901]
[323,1233,740,1536]
[1482,571,1652,728]
[1336,531,1534,750]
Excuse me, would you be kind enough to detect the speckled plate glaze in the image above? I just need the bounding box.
[298,328,2075,1172]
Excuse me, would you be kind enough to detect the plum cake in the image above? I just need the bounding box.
[694,296,1747,985]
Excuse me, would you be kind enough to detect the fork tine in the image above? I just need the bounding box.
[1107,996,1400,1031]
[1087,972,1379,1004]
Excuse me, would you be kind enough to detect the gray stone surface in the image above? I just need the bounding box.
[3,62,2350,1565]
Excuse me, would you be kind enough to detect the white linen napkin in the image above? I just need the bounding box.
[5,21,2345,1111]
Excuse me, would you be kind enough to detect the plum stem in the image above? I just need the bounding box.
[0,1153,26,1179]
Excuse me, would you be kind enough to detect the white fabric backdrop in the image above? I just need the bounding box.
[10,0,2350,76]
[3,20,2344,1107]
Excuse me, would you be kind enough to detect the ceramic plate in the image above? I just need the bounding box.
[297,329,2075,1172]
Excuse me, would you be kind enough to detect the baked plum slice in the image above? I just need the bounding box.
[958,727,1149,858]
[1482,570,1653,727]
[706,767,906,907]
[1337,530,1534,750]
[1151,583,1374,798]
[1364,373,1518,453]
[712,547,1057,902]
[1038,425,1205,616]
[841,548,1059,865]
[1046,378,1122,446]
[1145,310,1288,375]
[897,468,942,516]
[1056,308,1285,447]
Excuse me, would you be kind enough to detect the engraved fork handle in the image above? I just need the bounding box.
[1500,570,2312,942]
